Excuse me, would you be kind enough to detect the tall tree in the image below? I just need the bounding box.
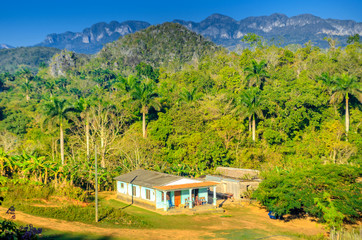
[75,98,93,161]
[21,82,32,102]
[17,68,33,101]
[238,87,264,142]
[329,74,362,137]
[43,97,75,165]
[244,59,269,88]
[131,81,161,138]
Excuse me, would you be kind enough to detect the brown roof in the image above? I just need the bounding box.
[153,181,218,191]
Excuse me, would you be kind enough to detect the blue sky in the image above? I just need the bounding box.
[1,0,361,47]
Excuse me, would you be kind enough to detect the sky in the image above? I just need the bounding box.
[1,0,361,47]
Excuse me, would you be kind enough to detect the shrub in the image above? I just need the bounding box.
[55,182,89,202]
[253,164,361,225]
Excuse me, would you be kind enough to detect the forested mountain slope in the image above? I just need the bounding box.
[0,47,61,73]
[94,22,221,69]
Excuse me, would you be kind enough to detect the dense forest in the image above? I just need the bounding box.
[0,23,361,230]
[0,47,61,73]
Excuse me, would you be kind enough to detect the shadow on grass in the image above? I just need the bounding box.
[121,204,132,210]
[40,229,118,240]
[203,229,298,240]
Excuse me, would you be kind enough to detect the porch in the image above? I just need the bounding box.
[162,202,224,215]
[154,182,218,212]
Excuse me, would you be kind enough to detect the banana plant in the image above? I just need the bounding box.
[0,149,14,177]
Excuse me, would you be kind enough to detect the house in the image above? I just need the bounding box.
[114,169,218,211]
[203,167,261,201]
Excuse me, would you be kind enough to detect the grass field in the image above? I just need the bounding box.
[0,192,328,240]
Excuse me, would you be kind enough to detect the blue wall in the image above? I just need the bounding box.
[118,184,209,209]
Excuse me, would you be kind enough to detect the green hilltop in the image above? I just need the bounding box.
[95,22,221,69]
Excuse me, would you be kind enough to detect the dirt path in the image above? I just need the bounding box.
[0,207,213,240]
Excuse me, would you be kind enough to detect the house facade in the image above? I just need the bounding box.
[114,169,218,211]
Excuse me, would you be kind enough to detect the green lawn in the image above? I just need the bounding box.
[1,193,327,239]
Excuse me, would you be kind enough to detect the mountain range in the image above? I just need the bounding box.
[34,13,362,54]
[174,13,362,49]
[37,21,150,54]
[0,44,14,49]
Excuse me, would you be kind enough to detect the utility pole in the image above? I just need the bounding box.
[95,145,98,223]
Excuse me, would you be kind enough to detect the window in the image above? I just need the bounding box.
[146,189,151,200]
[161,192,164,201]
[121,183,124,188]
[132,186,137,196]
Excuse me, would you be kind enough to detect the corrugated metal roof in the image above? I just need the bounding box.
[114,169,183,188]
[205,175,240,183]
[154,181,218,191]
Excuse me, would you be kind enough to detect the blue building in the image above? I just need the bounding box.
[114,169,218,211]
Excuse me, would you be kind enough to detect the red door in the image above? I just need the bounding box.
[174,191,181,206]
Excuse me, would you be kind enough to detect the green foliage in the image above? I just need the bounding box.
[241,33,263,48]
[314,192,345,230]
[0,110,32,135]
[97,22,220,70]
[347,34,360,44]
[136,62,160,81]
[0,24,361,228]
[263,129,284,145]
[253,164,361,223]
[0,47,60,73]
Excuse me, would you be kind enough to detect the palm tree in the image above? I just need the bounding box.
[318,72,334,93]
[131,81,161,138]
[43,97,75,165]
[75,98,92,161]
[238,87,264,142]
[21,82,32,101]
[0,149,14,176]
[244,59,269,88]
[44,80,56,97]
[329,74,362,137]
[17,68,33,84]
[178,87,202,104]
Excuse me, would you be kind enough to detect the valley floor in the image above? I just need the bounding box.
[0,193,326,240]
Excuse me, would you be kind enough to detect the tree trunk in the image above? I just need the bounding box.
[248,116,251,132]
[252,114,256,142]
[142,111,147,138]
[60,123,64,165]
[51,139,55,162]
[101,149,105,168]
[44,169,48,185]
[345,93,349,141]
[86,114,90,161]
[100,128,105,168]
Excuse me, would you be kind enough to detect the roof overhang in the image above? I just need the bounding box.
[153,181,218,191]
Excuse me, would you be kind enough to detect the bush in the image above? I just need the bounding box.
[253,164,361,225]
[56,182,89,202]
[3,184,55,203]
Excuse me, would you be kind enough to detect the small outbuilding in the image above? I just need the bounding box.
[204,167,262,201]
[114,169,218,211]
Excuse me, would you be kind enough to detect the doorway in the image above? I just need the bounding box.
[174,191,181,206]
